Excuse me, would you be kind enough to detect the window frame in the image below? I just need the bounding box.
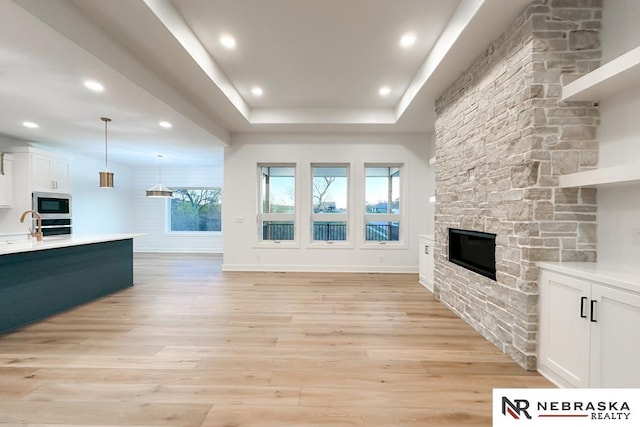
[256,163,299,248]
[308,163,352,248]
[360,163,407,249]
[165,187,222,235]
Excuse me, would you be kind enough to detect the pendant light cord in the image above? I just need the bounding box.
[158,155,163,183]
[104,120,108,170]
[101,117,112,171]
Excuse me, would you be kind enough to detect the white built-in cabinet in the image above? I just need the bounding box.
[538,265,640,388]
[559,45,640,188]
[0,153,14,208]
[12,148,71,194]
[418,234,434,292]
[31,153,70,192]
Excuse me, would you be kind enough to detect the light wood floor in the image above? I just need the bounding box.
[0,254,552,427]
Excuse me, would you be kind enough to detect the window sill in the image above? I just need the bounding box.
[165,231,222,236]
[254,241,300,249]
[306,241,354,249]
[359,241,407,250]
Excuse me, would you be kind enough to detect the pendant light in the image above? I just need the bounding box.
[146,154,173,198]
[99,117,114,188]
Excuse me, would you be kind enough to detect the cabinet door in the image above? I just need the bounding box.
[590,285,640,387]
[32,155,54,191]
[31,155,70,192]
[538,270,591,387]
[0,155,13,208]
[51,159,70,192]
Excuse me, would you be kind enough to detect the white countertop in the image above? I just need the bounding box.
[538,262,640,294]
[0,234,145,256]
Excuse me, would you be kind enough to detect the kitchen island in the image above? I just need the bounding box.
[0,234,142,335]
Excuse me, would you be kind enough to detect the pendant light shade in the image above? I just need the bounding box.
[146,154,173,198]
[99,117,114,188]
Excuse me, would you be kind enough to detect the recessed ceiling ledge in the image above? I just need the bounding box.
[142,0,250,120]
[395,0,485,120]
[249,108,398,125]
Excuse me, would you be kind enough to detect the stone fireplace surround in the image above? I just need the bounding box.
[433,0,601,370]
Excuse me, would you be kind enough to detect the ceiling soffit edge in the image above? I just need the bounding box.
[14,0,231,146]
[143,0,487,126]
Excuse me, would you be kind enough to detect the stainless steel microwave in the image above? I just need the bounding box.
[32,192,72,218]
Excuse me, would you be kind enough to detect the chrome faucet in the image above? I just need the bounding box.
[19,210,43,241]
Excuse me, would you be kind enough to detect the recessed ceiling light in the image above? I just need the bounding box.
[159,121,172,129]
[220,34,236,49]
[251,86,263,97]
[400,33,416,48]
[22,121,39,129]
[379,86,391,97]
[84,80,104,92]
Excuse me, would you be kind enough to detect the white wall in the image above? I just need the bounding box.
[70,154,134,234]
[601,0,640,63]
[223,133,430,272]
[596,0,640,265]
[425,133,436,236]
[132,165,223,253]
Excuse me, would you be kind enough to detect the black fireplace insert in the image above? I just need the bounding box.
[448,228,496,280]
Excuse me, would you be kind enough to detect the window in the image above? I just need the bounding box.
[259,165,296,241]
[169,188,222,232]
[364,165,401,242]
[312,164,349,242]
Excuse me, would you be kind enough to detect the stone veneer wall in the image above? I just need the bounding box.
[433,0,601,370]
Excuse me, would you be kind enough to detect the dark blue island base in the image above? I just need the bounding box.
[0,238,133,335]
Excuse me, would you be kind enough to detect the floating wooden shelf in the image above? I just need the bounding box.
[562,46,640,101]
[558,163,640,188]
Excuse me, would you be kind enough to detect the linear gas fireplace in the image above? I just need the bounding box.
[448,228,496,280]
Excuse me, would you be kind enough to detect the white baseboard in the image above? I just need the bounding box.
[222,263,418,273]
[418,278,434,292]
[536,365,572,388]
[134,249,223,254]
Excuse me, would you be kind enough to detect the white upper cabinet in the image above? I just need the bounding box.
[0,153,14,208]
[32,153,70,193]
[11,148,71,200]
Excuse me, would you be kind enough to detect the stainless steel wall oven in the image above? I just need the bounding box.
[32,192,72,236]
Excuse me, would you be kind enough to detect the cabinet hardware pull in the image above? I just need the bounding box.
[425,245,429,254]
[580,296,587,318]
[590,300,597,322]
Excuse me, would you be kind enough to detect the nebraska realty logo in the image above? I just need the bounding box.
[493,389,640,426]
